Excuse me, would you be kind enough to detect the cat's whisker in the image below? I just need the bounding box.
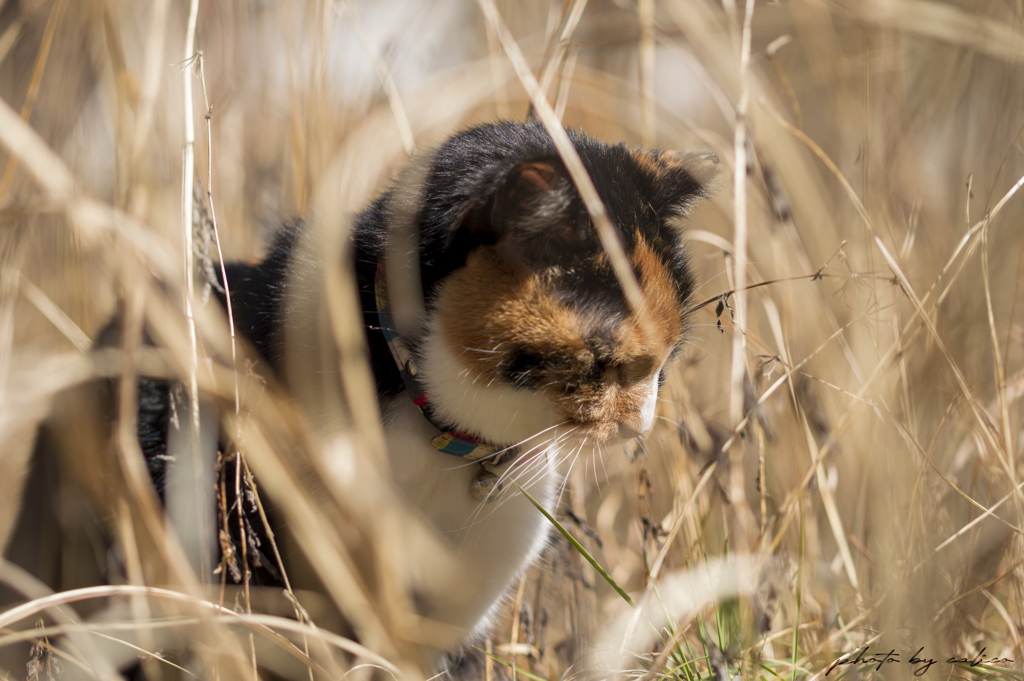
[596,441,609,493]
[634,436,653,464]
[653,414,685,430]
[462,428,577,526]
[585,437,598,488]
[679,340,712,356]
[530,442,579,517]
[494,429,578,501]
[441,419,571,472]
[513,434,586,505]
[679,334,714,349]
[461,346,502,354]
[501,433,571,489]
[551,445,582,512]
[565,436,589,484]
[572,438,594,496]
[551,437,583,477]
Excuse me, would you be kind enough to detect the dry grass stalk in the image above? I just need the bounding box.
[1,1,1023,680]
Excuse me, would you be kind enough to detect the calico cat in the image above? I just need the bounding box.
[222,120,718,649]
[1,120,716,675]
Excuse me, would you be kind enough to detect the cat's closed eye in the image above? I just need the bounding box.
[605,355,657,386]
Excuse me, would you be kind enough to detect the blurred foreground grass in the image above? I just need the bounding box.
[1,1,1023,679]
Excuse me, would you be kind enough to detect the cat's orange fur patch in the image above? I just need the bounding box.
[632,148,713,187]
[436,250,588,379]
[628,236,686,352]
[435,240,685,441]
[631,149,663,178]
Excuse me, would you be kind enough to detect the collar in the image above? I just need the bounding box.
[374,262,515,463]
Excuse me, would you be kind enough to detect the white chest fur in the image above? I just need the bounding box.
[382,395,558,637]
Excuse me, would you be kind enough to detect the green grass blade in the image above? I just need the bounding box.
[792,502,804,681]
[514,482,636,607]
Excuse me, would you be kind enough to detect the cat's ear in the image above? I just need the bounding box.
[639,149,720,218]
[472,158,584,253]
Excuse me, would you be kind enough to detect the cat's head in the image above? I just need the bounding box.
[411,123,717,448]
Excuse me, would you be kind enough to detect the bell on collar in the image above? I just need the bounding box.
[470,467,503,503]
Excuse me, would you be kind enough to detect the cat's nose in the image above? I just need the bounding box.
[617,421,645,440]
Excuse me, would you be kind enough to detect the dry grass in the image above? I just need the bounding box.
[1,1,1023,680]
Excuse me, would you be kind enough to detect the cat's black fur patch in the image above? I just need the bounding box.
[93,321,174,495]
[216,220,301,371]
[501,347,547,389]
